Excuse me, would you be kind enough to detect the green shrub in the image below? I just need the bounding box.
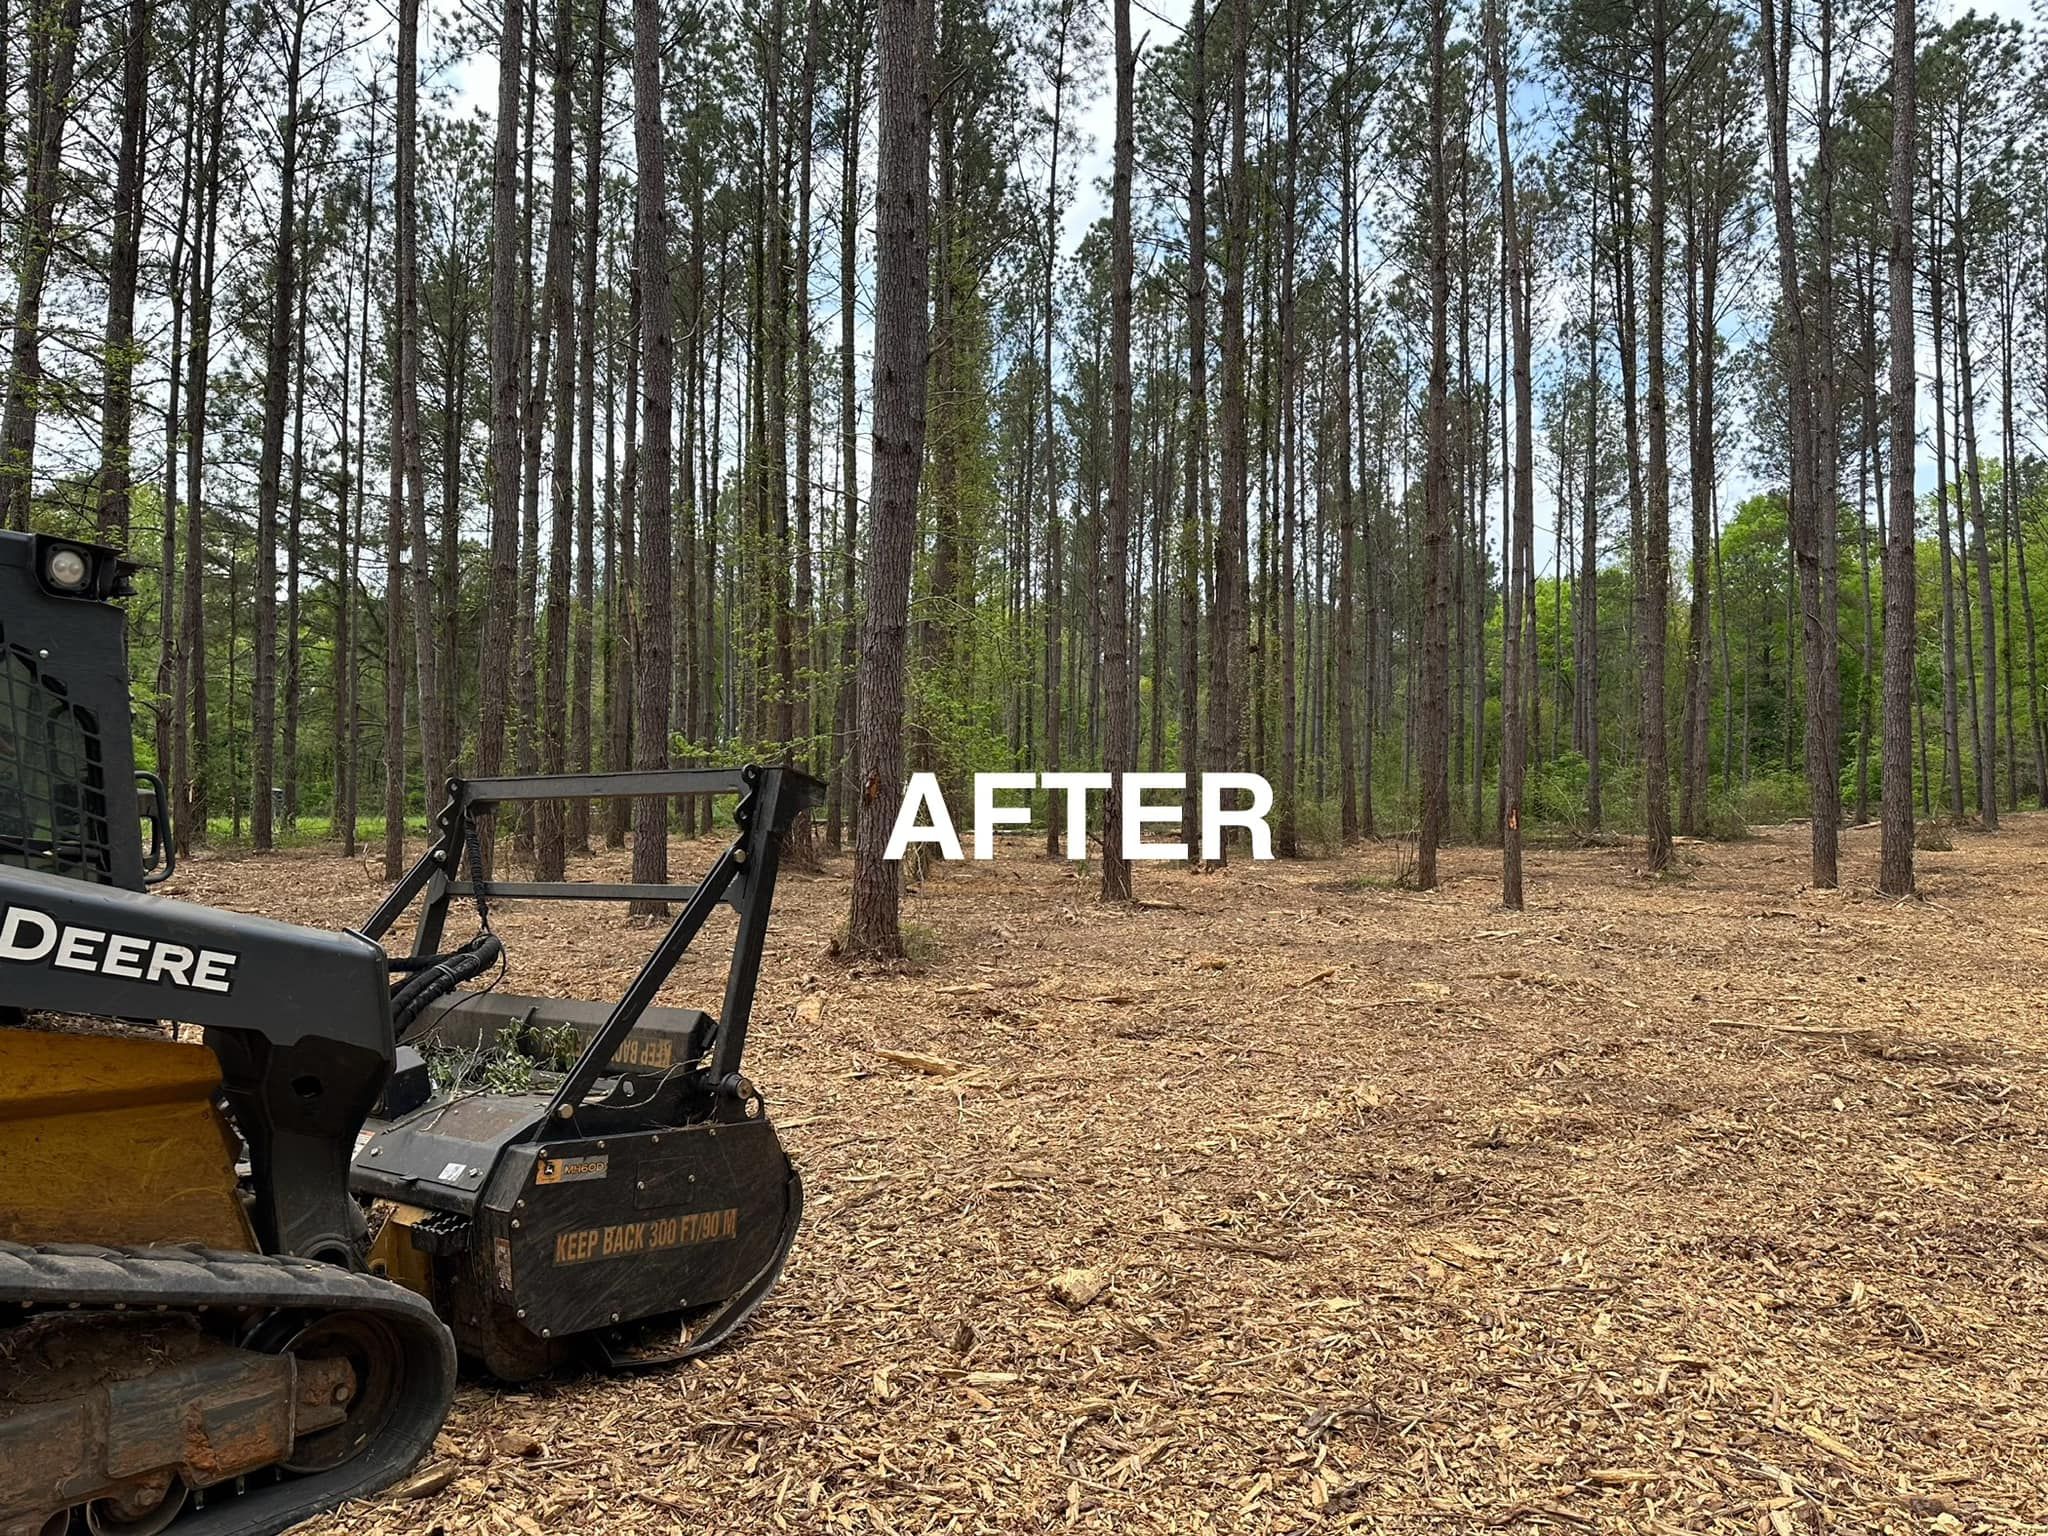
[1288,796,1345,856]
[1731,772,1809,827]
[1527,752,1593,836]
[1702,796,1754,840]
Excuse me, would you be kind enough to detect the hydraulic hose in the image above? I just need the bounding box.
[390,933,504,1035]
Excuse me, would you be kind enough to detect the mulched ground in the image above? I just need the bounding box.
[165,816,2048,1536]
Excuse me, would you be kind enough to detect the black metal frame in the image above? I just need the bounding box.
[359,764,822,1133]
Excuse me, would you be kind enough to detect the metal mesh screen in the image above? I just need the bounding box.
[0,615,114,883]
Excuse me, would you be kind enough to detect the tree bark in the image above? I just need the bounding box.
[1579,176,1602,828]
[570,0,605,849]
[1040,1,1069,857]
[1099,0,1136,902]
[1761,0,1840,882]
[537,0,578,879]
[399,0,446,822]
[1205,0,1250,863]
[1335,74,1357,845]
[179,1,229,850]
[630,0,676,913]
[793,0,824,807]
[1930,181,1964,820]
[1639,0,1673,872]
[847,0,933,956]
[514,13,545,856]
[1417,0,1452,891]
[828,2,866,852]
[1179,0,1206,850]
[283,218,311,827]
[251,0,306,852]
[1953,170,1997,827]
[480,0,526,844]
[97,0,150,548]
[333,258,357,853]
[1490,0,1529,909]
[157,28,195,810]
[0,0,81,529]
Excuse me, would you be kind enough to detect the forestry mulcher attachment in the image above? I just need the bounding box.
[0,529,817,1536]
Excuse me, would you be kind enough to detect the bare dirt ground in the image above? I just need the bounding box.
[169,817,2048,1535]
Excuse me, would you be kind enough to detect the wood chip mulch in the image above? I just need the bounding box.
[164,815,2048,1535]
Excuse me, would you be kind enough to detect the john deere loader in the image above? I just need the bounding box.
[0,529,817,1535]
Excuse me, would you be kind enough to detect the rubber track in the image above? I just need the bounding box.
[0,1240,457,1536]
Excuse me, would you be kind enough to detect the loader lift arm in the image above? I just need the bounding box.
[359,762,820,1107]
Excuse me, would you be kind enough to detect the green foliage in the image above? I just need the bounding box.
[1526,751,1594,837]
[425,1023,581,1095]
[1728,772,1808,827]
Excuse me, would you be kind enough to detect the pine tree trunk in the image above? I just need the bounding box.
[1679,102,1726,839]
[1099,0,1135,902]
[1205,0,1250,864]
[1579,181,1602,828]
[1638,0,1673,873]
[97,0,149,548]
[179,3,229,850]
[537,0,577,880]
[438,241,465,771]
[0,0,81,529]
[158,36,195,810]
[1179,0,1205,849]
[847,0,933,956]
[827,9,864,853]
[251,0,306,852]
[514,18,545,858]
[384,424,407,878]
[2016,245,2047,803]
[605,256,640,847]
[1416,0,1452,891]
[1040,3,1068,857]
[793,0,823,799]
[342,95,380,858]
[570,0,604,849]
[333,261,356,853]
[1490,0,1529,909]
[399,0,446,821]
[1335,92,1357,845]
[1275,0,1300,860]
[1930,183,1964,820]
[630,0,676,914]
[480,0,526,851]
[384,141,408,879]
[1954,190,1998,827]
[1762,0,1839,882]
[676,184,700,841]
[283,221,310,827]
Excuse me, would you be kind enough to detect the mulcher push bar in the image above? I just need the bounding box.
[358,764,823,1125]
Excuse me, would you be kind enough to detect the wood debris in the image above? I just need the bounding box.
[170,823,2048,1536]
[1047,1266,1107,1310]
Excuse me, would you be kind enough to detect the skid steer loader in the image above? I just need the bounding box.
[0,529,818,1536]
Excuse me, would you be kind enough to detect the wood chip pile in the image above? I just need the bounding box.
[166,818,2048,1535]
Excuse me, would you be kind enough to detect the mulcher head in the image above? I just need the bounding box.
[350,764,822,1379]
